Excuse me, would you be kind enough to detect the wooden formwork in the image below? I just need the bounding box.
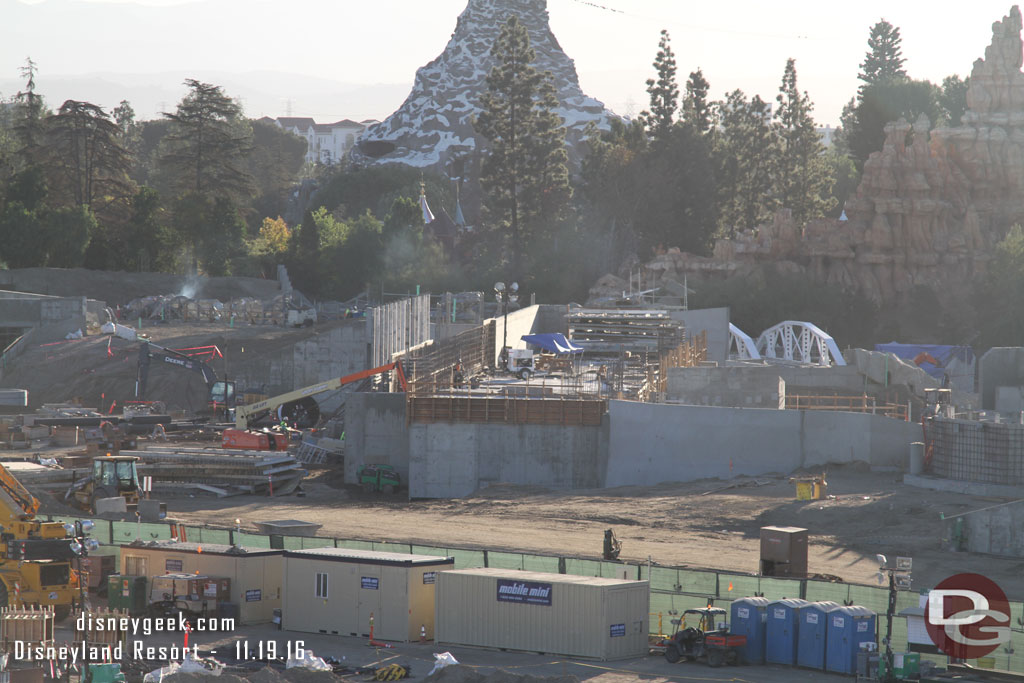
[0,605,54,654]
[407,396,606,426]
[75,607,129,648]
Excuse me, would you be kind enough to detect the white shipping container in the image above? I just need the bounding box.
[436,568,649,660]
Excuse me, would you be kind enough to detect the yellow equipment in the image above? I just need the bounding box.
[0,464,90,619]
[67,455,141,513]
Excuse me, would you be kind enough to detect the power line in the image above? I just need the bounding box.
[560,0,817,42]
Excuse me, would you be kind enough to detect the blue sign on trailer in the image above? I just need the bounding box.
[797,601,841,669]
[766,598,808,665]
[825,605,877,674]
[729,597,770,665]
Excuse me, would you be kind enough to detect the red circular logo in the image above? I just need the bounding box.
[924,573,1011,659]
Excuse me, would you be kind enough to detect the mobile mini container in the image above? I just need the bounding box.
[825,605,877,674]
[119,541,283,625]
[730,596,769,664]
[282,548,453,642]
[765,598,808,665]
[435,568,649,660]
[797,601,841,669]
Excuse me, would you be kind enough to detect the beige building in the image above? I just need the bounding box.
[118,541,283,625]
[282,548,453,642]
[436,568,650,660]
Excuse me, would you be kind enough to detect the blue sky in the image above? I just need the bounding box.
[2,0,1018,124]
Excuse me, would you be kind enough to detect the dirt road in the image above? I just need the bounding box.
[160,463,1024,600]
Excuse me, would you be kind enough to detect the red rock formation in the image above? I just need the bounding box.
[596,6,1024,305]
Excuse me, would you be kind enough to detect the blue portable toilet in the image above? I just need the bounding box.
[797,601,840,669]
[730,596,769,665]
[825,606,877,674]
[766,598,808,665]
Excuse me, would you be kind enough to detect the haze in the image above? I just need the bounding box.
[1,0,1017,125]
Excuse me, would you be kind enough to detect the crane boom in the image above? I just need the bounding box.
[233,361,407,429]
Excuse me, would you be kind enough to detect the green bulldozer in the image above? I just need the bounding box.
[358,464,401,494]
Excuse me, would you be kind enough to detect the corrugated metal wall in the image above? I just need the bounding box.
[370,294,431,367]
[436,568,648,660]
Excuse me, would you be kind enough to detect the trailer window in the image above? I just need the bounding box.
[315,572,328,599]
[125,556,147,576]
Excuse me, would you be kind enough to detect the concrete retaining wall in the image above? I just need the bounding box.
[943,499,1024,558]
[666,366,785,408]
[230,320,368,395]
[344,392,409,485]
[492,305,540,366]
[0,291,90,328]
[408,419,609,498]
[605,401,919,486]
[669,307,730,364]
[980,347,1024,410]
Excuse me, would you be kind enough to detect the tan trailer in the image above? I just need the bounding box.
[436,568,650,660]
[282,547,453,642]
[118,541,282,624]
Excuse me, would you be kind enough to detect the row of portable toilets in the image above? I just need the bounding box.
[729,597,877,675]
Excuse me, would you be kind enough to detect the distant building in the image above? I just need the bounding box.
[268,116,377,166]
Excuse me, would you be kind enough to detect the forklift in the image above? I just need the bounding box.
[357,464,401,494]
[658,607,748,667]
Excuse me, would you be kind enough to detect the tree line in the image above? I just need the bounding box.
[0,18,974,330]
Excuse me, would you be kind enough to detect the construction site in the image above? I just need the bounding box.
[0,266,1021,683]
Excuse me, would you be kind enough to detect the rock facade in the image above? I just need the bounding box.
[350,0,613,171]
[604,6,1024,305]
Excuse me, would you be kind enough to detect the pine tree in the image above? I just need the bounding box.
[858,20,907,92]
[158,80,254,272]
[713,90,778,235]
[682,68,712,134]
[640,30,679,140]
[44,100,134,218]
[158,79,254,200]
[773,59,835,225]
[474,15,570,281]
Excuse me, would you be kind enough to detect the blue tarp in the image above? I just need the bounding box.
[521,333,584,354]
[874,343,974,381]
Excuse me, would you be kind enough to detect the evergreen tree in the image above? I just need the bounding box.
[640,30,679,140]
[44,100,134,221]
[773,59,835,225]
[682,68,712,134]
[858,20,907,92]
[474,15,571,281]
[713,90,778,235]
[12,58,48,168]
[158,79,254,200]
[158,80,254,272]
[939,75,970,126]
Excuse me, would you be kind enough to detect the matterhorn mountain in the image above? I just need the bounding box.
[350,0,615,172]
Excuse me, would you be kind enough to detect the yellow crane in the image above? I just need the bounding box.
[0,464,94,619]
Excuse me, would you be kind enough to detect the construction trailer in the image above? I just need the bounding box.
[281,548,453,642]
[435,568,649,660]
[118,541,282,624]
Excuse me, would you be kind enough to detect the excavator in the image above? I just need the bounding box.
[222,361,408,449]
[136,342,237,418]
[0,464,93,619]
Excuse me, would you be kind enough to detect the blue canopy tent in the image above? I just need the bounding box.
[521,333,584,354]
[874,342,975,388]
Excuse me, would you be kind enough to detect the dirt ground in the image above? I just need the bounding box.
[3,321,329,411]
[136,462,1024,601]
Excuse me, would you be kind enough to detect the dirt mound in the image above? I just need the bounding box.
[2,322,327,412]
[426,665,578,683]
[0,267,280,306]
